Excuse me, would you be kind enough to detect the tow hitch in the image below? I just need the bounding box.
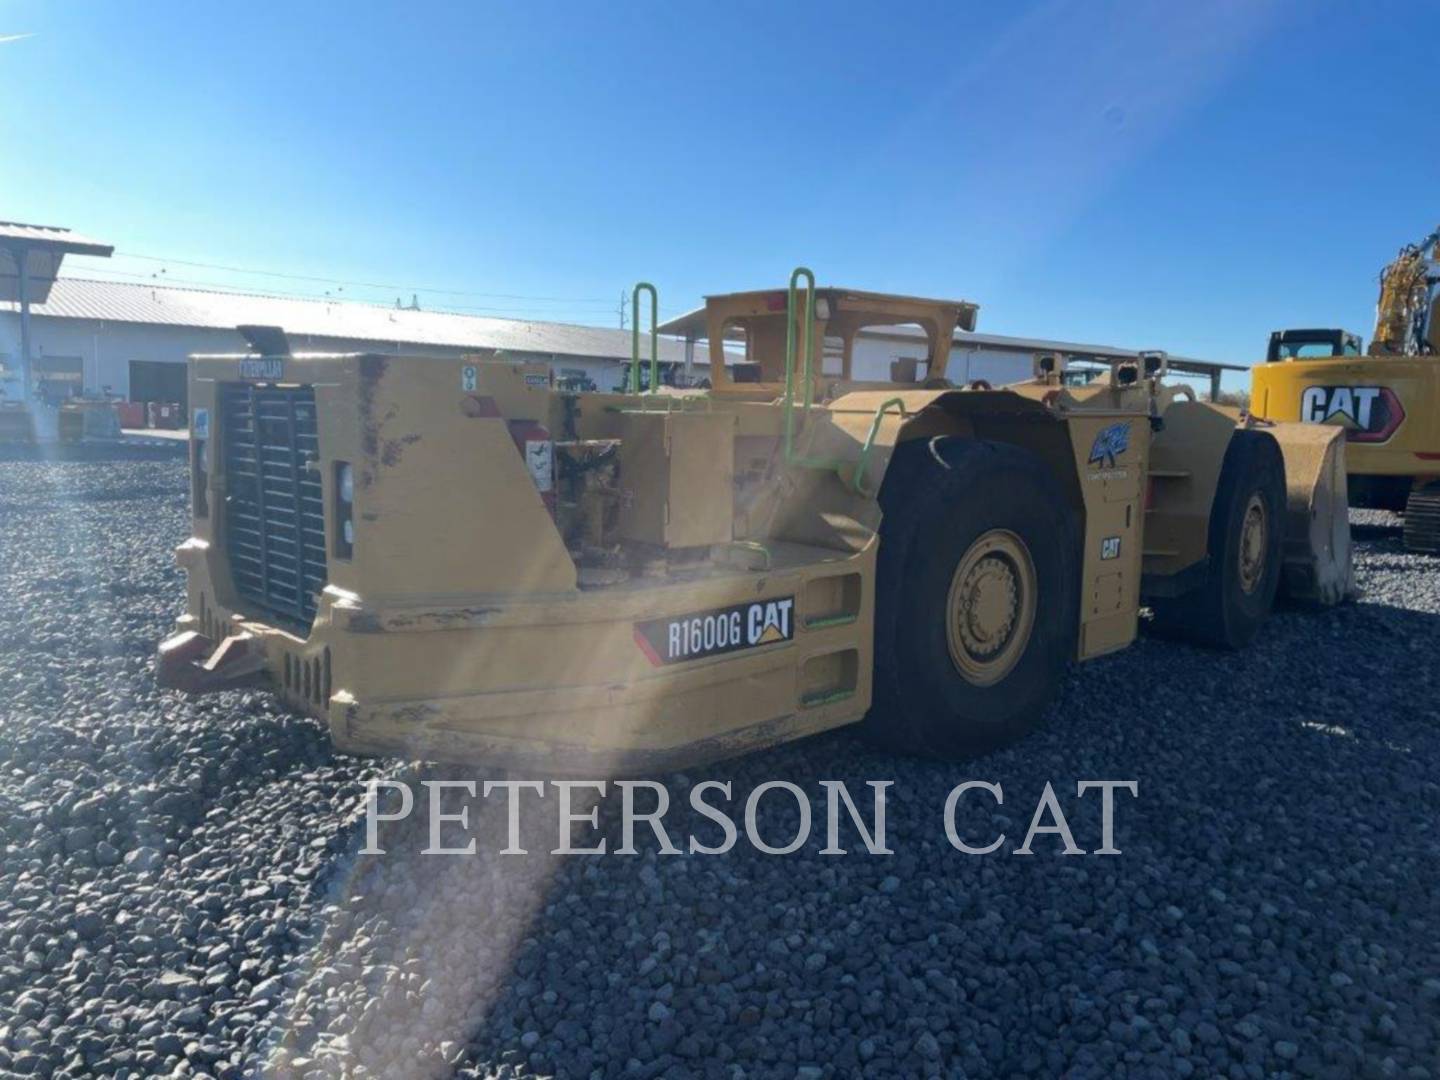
[156,631,268,694]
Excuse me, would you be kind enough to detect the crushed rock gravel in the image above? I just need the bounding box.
[0,447,1437,1080]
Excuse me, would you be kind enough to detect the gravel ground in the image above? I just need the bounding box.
[0,447,1437,1080]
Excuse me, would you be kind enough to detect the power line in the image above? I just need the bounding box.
[67,249,614,304]
[61,249,695,323]
[62,265,623,320]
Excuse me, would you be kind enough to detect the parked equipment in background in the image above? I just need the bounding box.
[158,274,1352,770]
[115,401,147,429]
[146,401,185,430]
[57,398,122,443]
[1252,224,1440,553]
[0,402,34,442]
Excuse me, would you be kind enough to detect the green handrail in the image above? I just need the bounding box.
[780,265,862,485]
[782,267,814,460]
[630,282,658,394]
[852,397,907,496]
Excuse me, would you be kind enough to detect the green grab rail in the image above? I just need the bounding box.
[851,397,907,496]
[780,267,908,496]
[804,612,859,629]
[782,266,815,460]
[726,540,772,570]
[800,687,856,708]
[630,282,659,394]
[782,266,848,478]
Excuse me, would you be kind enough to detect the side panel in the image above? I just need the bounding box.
[666,413,736,546]
[352,357,577,599]
[1252,356,1440,480]
[616,412,736,548]
[615,413,671,544]
[1143,401,1237,580]
[1061,414,1148,658]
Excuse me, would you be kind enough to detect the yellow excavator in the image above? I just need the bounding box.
[1252,225,1440,553]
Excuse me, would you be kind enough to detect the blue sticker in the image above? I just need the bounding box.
[193,408,210,440]
[1088,421,1131,468]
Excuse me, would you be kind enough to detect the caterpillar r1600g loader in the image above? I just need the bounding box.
[157,272,1352,770]
[1252,224,1440,552]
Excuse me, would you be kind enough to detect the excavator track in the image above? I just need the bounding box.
[1402,485,1440,555]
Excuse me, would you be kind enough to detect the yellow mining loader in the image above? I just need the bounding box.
[156,273,1351,770]
[1252,225,1440,552]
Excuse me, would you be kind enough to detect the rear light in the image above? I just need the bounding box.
[334,461,354,559]
[192,407,210,518]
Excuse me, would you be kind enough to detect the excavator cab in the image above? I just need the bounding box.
[1266,328,1363,362]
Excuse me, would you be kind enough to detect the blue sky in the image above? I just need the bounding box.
[2,1,1436,377]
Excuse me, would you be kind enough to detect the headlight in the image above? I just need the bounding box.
[333,461,355,560]
[192,438,210,518]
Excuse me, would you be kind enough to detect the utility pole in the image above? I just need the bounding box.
[618,289,627,330]
[0,224,112,439]
[15,246,32,409]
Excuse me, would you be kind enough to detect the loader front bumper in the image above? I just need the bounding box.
[164,538,873,773]
[331,677,842,774]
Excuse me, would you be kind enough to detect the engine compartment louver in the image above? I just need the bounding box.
[220,382,328,631]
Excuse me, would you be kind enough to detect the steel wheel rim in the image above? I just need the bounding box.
[945,529,1038,686]
[1238,493,1268,595]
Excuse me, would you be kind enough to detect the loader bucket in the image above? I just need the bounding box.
[1268,422,1353,606]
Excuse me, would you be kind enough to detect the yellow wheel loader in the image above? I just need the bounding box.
[1252,225,1440,553]
[156,273,1351,770]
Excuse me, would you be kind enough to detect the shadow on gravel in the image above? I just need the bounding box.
[1349,521,1402,543]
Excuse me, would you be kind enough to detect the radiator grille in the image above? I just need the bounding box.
[221,383,328,630]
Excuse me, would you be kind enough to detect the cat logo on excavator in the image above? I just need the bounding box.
[1298,385,1406,443]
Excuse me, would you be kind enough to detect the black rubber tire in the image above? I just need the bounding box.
[864,437,1080,759]
[1148,430,1285,649]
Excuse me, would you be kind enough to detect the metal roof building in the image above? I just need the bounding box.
[6,277,700,361]
[0,275,1242,410]
[0,277,694,406]
[851,323,1244,398]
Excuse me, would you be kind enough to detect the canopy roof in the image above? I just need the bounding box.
[0,222,114,304]
[658,287,980,341]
